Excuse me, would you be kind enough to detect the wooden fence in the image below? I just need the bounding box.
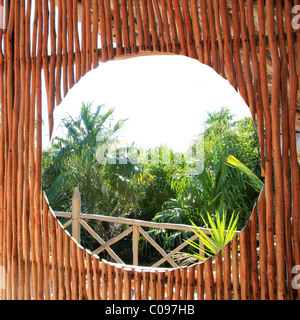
[0,0,299,300]
[54,188,250,268]
[41,190,257,300]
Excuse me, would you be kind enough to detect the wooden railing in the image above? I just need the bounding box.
[54,188,244,269]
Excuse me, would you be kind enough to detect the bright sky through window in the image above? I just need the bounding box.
[42,55,252,153]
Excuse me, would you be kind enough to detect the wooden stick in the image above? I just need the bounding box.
[124,267,132,300]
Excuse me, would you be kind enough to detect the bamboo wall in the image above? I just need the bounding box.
[0,0,299,300]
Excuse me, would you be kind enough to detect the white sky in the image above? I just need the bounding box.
[42,55,251,153]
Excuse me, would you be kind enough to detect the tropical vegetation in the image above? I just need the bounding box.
[42,103,263,265]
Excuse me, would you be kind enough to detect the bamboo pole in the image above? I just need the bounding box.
[42,194,51,300]
[64,230,72,300]
[108,263,115,300]
[150,270,157,300]
[157,270,165,300]
[204,256,214,300]
[92,254,101,300]
[101,260,108,300]
[134,268,142,300]
[57,221,66,300]
[142,269,150,300]
[115,265,123,300]
[187,265,195,300]
[77,244,87,300]
[124,267,132,300]
[71,237,79,300]
[50,210,58,300]
[67,0,75,87]
[266,0,286,300]
[215,250,223,300]
[86,250,94,300]
[196,263,204,300]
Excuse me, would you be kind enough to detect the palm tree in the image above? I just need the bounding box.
[43,102,140,214]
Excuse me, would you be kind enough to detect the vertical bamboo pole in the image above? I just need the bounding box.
[115,265,123,300]
[121,0,130,54]
[199,0,211,66]
[204,256,214,300]
[240,224,251,300]
[104,0,114,59]
[67,0,75,87]
[134,269,142,300]
[80,0,86,76]
[181,266,188,300]
[215,250,224,300]
[113,0,123,56]
[77,244,87,300]
[98,0,108,62]
[249,205,259,300]
[142,269,150,300]
[166,269,174,300]
[55,0,62,105]
[257,189,268,299]
[246,0,265,175]
[134,0,144,51]
[150,270,157,300]
[23,0,32,300]
[34,0,45,300]
[157,270,165,300]
[101,260,108,300]
[92,0,98,68]
[214,0,225,78]
[206,0,218,71]
[166,0,179,54]
[154,0,166,52]
[12,0,20,301]
[57,221,66,300]
[147,0,159,52]
[278,0,294,300]
[124,267,132,300]
[160,0,171,53]
[266,0,286,300]
[173,0,187,56]
[64,230,72,300]
[219,0,236,89]
[92,254,101,300]
[108,263,115,300]
[71,237,79,300]
[141,0,151,51]
[73,0,81,82]
[190,0,203,63]
[85,0,92,71]
[50,210,58,300]
[17,0,26,300]
[187,265,195,300]
[42,194,51,300]
[232,235,240,300]
[62,0,68,95]
[257,0,276,300]
[223,242,231,300]
[285,0,300,299]
[174,268,181,300]
[231,0,247,104]
[196,263,204,300]
[86,250,94,300]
